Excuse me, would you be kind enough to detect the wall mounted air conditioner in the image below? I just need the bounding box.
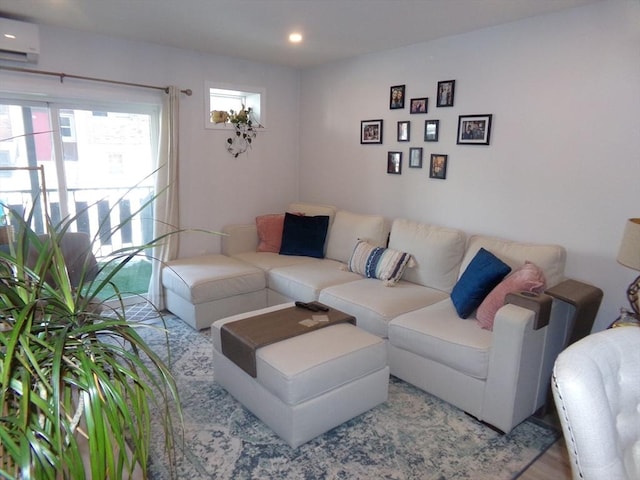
[0,18,40,63]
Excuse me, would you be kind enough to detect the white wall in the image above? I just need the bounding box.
[1,2,637,331]
[0,25,301,257]
[299,0,640,331]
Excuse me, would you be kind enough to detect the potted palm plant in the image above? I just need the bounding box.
[0,198,181,479]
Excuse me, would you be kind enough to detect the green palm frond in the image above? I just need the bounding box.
[0,195,182,479]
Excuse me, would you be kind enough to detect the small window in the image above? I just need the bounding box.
[59,111,76,142]
[205,82,265,129]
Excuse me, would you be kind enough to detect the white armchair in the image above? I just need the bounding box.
[551,327,640,480]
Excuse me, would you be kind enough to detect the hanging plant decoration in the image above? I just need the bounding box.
[211,106,261,158]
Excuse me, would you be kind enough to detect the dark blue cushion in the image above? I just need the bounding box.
[279,213,330,258]
[450,248,511,319]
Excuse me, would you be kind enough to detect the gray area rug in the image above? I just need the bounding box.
[133,308,558,480]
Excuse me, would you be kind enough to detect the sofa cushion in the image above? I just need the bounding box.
[280,213,330,258]
[211,311,387,406]
[256,213,285,253]
[347,240,415,286]
[231,251,319,271]
[256,322,387,405]
[388,219,466,292]
[461,235,566,288]
[388,298,493,380]
[451,248,511,319]
[319,279,448,338]
[221,223,260,256]
[287,202,336,223]
[162,254,265,304]
[325,210,387,263]
[267,260,362,302]
[476,261,546,330]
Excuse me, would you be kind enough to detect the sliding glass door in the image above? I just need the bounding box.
[0,99,159,300]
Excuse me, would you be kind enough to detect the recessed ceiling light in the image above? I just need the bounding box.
[289,32,303,44]
[4,34,16,39]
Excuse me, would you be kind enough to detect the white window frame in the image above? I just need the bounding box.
[205,81,265,130]
[59,111,76,142]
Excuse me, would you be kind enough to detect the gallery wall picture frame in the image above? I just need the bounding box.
[410,97,428,114]
[360,119,384,144]
[424,120,439,142]
[457,114,493,145]
[436,80,455,107]
[429,154,448,179]
[387,151,402,174]
[397,121,410,142]
[390,85,406,109]
[409,147,423,168]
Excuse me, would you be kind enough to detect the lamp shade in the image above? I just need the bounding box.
[617,218,640,271]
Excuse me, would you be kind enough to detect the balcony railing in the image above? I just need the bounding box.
[1,185,154,258]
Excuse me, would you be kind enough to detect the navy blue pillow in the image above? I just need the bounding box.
[450,248,511,319]
[279,213,330,258]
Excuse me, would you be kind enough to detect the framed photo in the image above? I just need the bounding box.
[410,97,428,114]
[387,151,402,174]
[409,147,423,168]
[429,154,448,179]
[397,121,410,142]
[436,80,455,107]
[424,120,439,142]
[457,114,493,145]
[390,85,405,109]
[360,119,383,144]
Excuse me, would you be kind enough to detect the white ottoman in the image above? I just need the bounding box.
[162,254,267,330]
[211,303,389,448]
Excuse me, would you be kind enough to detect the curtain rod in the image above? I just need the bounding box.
[0,65,192,96]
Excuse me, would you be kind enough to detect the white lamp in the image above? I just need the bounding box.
[617,218,640,316]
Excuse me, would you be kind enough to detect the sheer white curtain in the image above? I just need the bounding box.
[147,86,180,309]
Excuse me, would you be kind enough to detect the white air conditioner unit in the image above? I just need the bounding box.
[0,18,40,63]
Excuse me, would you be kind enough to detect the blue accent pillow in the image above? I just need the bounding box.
[279,212,330,258]
[450,248,511,319]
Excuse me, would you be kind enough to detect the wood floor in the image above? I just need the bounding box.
[519,436,572,479]
[518,407,573,479]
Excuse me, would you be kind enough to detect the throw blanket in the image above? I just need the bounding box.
[220,303,355,377]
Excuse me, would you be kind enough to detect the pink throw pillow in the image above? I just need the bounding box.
[476,261,546,331]
[256,214,285,253]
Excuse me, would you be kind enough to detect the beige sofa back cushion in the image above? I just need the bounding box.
[460,235,566,287]
[389,219,466,292]
[326,210,388,264]
[288,202,336,223]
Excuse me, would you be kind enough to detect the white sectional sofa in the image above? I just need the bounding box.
[163,202,585,433]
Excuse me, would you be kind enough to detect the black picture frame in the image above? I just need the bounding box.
[424,120,439,142]
[409,147,423,168]
[436,80,455,107]
[397,121,410,142]
[360,119,383,144]
[457,114,493,145]
[410,97,428,114]
[429,154,448,179]
[390,85,405,109]
[387,151,402,174]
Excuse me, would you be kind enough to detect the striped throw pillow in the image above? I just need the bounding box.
[347,240,416,286]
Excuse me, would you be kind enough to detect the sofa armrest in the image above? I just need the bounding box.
[221,224,259,256]
[482,303,547,432]
[481,293,577,433]
[545,279,603,345]
[505,291,553,329]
